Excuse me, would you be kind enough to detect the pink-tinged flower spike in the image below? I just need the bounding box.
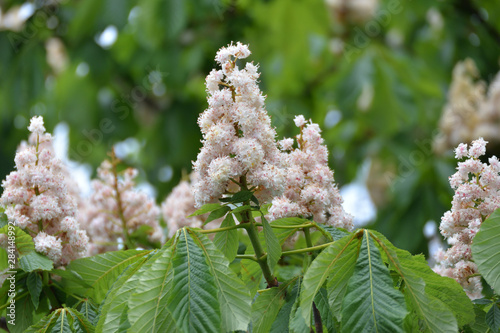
[268,116,353,231]
[192,42,287,207]
[0,116,88,266]
[79,150,163,255]
[434,137,500,299]
[161,172,221,238]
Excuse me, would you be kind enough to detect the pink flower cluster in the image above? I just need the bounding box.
[193,42,287,206]
[433,138,500,299]
[80,160,163,255]
[268,116,353,230]
[0,116,88,265]
[161,173,220,238]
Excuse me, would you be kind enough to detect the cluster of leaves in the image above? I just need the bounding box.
[3,198,500,332]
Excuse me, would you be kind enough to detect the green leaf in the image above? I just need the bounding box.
[19,252,53,272]
[270,217,310,245]
[51,269,92,288]
[25,308,95,333]
[471,209,500,294]
[262,216,282,271]
[230,190,254,203]
[300,232,360,324]
[467,305,490,333]
[251,278,294,333]
[0,225,34,256]
[213,213,239,262]
[188,203,221,217]
[127,245,177,333]
[8,292,34,333]
[240,259,263,294]
[314,288,338,333]
[372,231,468,331]
[168,229,221,332]
[341,230,407,332]
[27,272,42,309]
[486,304,500,332]
[97,255,155,332]
[190,230,252,332]
[270,279,299,333]
[65,250,151,303]
[76,299,99,326]
[289,277,308,333]
[314,223,351,242]
[204,205,231,225]
[0,211,8,228]
[231,205,253,214]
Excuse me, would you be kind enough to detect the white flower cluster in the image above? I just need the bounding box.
[269,116,353,230]
[80,160,163,255]
[433,138,500,299]
[193,42,286,207]
[0,116,88,265]
[435,59,500,154]
[325,0,378,24]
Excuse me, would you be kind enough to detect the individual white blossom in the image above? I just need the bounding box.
[0,116,88,265]
[433,138,500,299]
[79,158,163,255]
[193,42,287,207]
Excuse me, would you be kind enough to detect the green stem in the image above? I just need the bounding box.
[303,227,314,267]
[282,242,333,256]
[239,175,278,288]
[198,224,245,234]
[255,223,315,229]
[236,254,258,262]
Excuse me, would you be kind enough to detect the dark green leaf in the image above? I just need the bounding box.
[341,231,407,332]
[187,203,221,217]
[486,304,500,332]
[213,213,238,262]
[230,190,254,203]
[65,250,151,303]
[262,216,282,271]
[251,278,294,333]
[203,205,231,225]
[168,229,221,332]
[27,272,42,309]
[471,209,500,294]
[76,299,99,326]
[190,230,252,332]
[19,252,53,272]
[314,223,351,242]
[51,269,92,288]
[300,232,359,324]
[231,205,253,214]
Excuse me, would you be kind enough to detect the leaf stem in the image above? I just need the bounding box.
[197,224,245,234]
[235,254,258,262]
[281,242,334,256]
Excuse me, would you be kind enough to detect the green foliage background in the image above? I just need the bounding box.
[1,0,499,255]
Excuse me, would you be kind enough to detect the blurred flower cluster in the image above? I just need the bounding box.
[433,138,500,299]
[0,116,88,265]
[80,156,163,255]
[435,59,500,154]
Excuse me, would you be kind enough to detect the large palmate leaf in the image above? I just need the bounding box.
[127,245,177,333]
[190,230,252,332]
[97,253,159,332]
[300,232,360,324]
[168,229,221,333]
[213,213,239,262]
[251,278,295,333]
[65,249,151,303]
[341,231,407,332]
[270,217,311,245]
[25,308,95,333]
[372,231,472,331]
[472,209,500,294]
